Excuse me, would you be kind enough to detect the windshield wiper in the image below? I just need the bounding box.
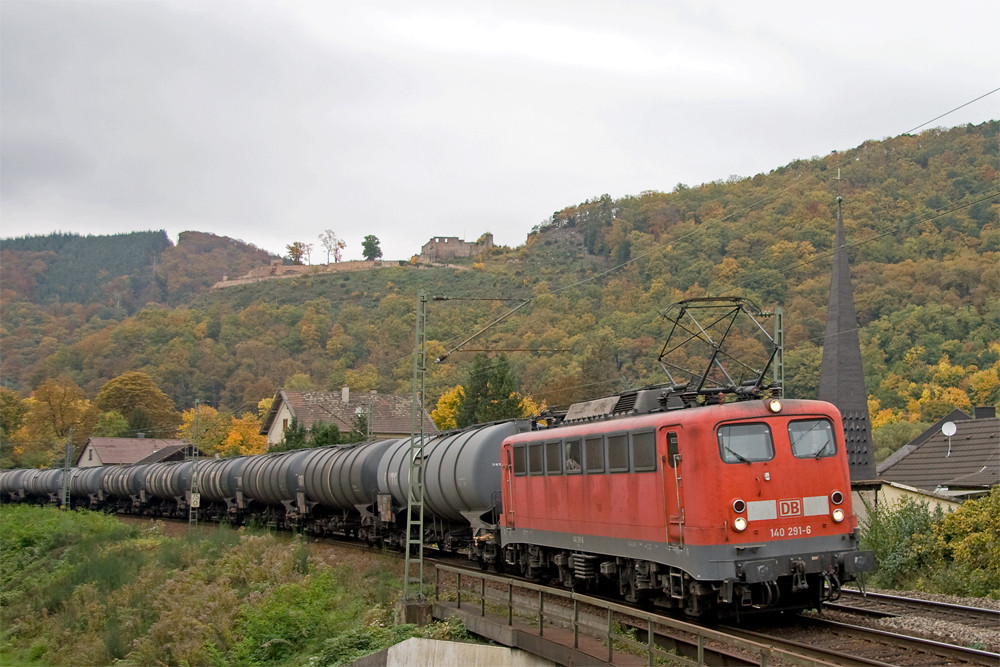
[725,445,752,464]
[814,439,832,459]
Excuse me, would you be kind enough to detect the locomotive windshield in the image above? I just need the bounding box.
[718,423,774,463]
[788,419,837,459]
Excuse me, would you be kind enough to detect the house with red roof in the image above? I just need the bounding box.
[259,387,438,449]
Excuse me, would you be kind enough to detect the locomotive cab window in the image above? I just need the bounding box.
[584,436,605,473]
[564,439,582,473]
[632,431,657,472]
[512,445,527,476]
[528,442,544,475]
[718,423,774,464]
[545,441,562,475]
[789,419,837,459]
[608,434,629,472]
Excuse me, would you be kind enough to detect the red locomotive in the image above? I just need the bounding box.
[477,298,874,618]
[493,394,872,617]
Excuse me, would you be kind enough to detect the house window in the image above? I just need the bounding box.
[88,449,93,461]
[282,418,289,431]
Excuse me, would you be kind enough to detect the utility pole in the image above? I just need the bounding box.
[61,428,72,508]
[188,401,200,526]
[403,292,428,601]
[368,389,376,442]
[773,307,785,396]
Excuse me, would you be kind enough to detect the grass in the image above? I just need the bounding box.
[0,505,476,666]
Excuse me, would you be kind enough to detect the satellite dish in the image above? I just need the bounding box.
[941,421,957,437]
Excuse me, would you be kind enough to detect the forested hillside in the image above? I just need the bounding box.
[1,122,997,467]
[0,230,275,310]
[0,231,171,309]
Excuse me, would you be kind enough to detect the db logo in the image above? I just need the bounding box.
[779,499,802,517]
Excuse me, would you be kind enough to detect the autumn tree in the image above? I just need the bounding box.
[219,411,268,457]
[178,404,233,456]
[11,378,96,467]
[0,388,29,467]
[361,235,383,261]
[286,242,308,265]
[319,230,346,264]
[431,385,465,430]
[95,372,181,438]
[215,398,271,457]
[0,388,28,443]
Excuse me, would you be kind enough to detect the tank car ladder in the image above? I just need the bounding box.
[403,292,428,601]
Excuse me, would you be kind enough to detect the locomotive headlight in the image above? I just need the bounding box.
[733,517,748,532]
[767,398,783,413]
[832,508,846,523]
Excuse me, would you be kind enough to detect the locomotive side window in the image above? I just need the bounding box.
[608,434,629,472]
[718,423,774,463]
[512,444,527,476]
[789,419,837,459]
[564,439,582,473]
[632,431,657,472]
[545,441,562,475]
[528,442,544,475]
[585,436,605,473]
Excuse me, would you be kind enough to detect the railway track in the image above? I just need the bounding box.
[828,589,1000,629]
[722,616,1000,666]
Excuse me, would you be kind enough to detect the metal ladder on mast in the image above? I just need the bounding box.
[403,292,428,600]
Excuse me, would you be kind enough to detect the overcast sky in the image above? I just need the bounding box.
[2,1,998,262]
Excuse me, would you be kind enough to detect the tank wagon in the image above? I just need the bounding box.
[67,466,111,508]
[193,456,250,521]
[376,421,529,551]
[0,469,29,501]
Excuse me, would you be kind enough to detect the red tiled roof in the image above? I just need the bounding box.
[260,390,437,437]
[77,438,189,466]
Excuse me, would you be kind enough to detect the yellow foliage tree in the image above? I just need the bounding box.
[516,392,545,418]
[220,412,268,457]
[868,396,902,429]
[906,385,972,422]
[178,404,232,456]
[12,378,96,467]
[967,365,1000,407]
[431,385,464,430]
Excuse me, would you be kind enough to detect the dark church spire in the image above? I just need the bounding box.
[818,196,877,480]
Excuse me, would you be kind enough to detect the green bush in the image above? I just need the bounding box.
[861,489,1000,598]
[926,487,1000,598]
[860,496,942,589]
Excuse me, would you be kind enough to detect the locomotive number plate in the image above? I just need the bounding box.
[770,525,811,537]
